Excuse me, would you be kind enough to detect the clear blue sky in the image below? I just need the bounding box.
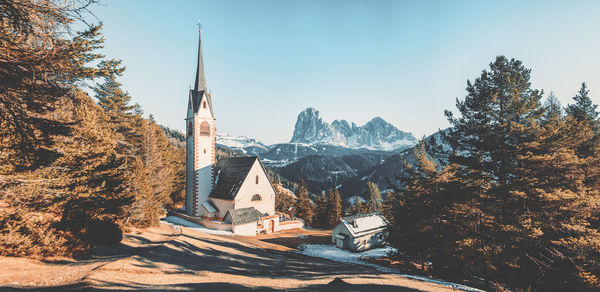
[91,0,600,144]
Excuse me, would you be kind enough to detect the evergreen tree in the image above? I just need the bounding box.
[366,181,382,212]
[0,0,122,170]
[294,180,314,226]
[313,192,329,229]
[566,83,599,125]
[273,183,296,213]
[566,83,600,159]
[381,191,399,226]
[327,188,342,228]
[543,91,563,123]
[442,56,600,289]
[345,197,365,216]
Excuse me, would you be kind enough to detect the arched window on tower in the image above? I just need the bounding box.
[203,101,207,109]
[251,194,262,201]
[256,175,259,184]
[200,121,210,136]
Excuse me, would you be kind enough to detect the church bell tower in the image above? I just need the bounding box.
[185,26,216,217]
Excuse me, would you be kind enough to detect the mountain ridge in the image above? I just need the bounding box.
[290,107,417,151]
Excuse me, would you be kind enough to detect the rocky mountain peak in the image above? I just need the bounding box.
[290,107,417,151]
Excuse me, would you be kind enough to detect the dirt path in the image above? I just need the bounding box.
[0,223,462,291]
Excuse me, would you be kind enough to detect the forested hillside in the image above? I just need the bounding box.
[0,0,184,256]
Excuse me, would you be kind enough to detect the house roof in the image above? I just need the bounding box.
[225,207,263,225]
[339,212,390,237]
[209,157,259,200]
[201,200,217,213]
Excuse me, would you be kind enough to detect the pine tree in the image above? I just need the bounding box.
[327,188,342,228]
[53,91,134,242]
[566,83,599,125]
[442,57,600,289]
[543,91,563,123]
[313,192,329,229]
[0,0,123,170]
[381,191,399,226]
[294,180,314,226]
[566,83,600,159]
[273,183,296,213]
[366,181,382,212]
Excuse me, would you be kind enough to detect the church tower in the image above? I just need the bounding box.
[185,27,216,217]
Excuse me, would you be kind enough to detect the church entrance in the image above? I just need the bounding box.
[270,220,275,233]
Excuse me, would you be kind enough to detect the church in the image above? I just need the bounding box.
[176,28,303,236]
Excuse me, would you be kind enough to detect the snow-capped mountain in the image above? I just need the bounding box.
[216,132,269,156]
[290,108,417,151]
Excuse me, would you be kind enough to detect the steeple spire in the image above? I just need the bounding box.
[194,24,207,92]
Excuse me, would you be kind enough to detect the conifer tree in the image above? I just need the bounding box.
[0,0,123,170]
[366,181,382,212]
[566,83,600,159]
[543,91,563,123]
[273,183,296,213]
[327,188,342,228]
[294,180,314,226]
[313,192,329,229]
[381,191,399,226]
[442,56,600,289]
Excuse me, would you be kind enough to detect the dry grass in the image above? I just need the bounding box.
[0,223,463,291]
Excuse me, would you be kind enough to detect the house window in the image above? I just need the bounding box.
[203,149,206,154]
[251,194,262,201]
[200,121,210,136]
[203,101,207,109]
[255,175,259,184]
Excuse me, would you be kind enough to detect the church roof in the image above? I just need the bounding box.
[189,28,214,116]
[209,156,260,200]
[224,207,264,225]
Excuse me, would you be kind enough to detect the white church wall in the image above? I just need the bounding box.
[233,161,276,216]
[192,95,215,211]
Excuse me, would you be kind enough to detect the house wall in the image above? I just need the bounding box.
[332,222,389,252]
[233,161,275,216]
[210,198,233,219]
[348,228,389,252]
[233,222,257,236]
[332,223,350,246]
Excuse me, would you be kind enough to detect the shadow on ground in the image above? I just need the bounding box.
[1,278,423,292]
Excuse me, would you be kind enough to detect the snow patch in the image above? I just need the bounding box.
[295,244,483,292]
[162,216,234,236]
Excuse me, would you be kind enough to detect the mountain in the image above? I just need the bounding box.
[290,108,417,151]
[169,109,433,200]
[338,128,451,201]
[215,132,270,156]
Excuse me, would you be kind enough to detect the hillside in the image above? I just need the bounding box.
[0,222,469,291]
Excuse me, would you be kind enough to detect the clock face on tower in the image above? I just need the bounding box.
[187,121,193,136]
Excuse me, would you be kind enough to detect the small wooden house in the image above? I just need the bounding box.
[331,213,390,252]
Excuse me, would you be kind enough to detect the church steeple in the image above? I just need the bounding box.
[189,24,213,117]
[194,25,207,92]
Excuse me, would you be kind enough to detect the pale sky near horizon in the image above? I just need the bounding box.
[91,0,600,145]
